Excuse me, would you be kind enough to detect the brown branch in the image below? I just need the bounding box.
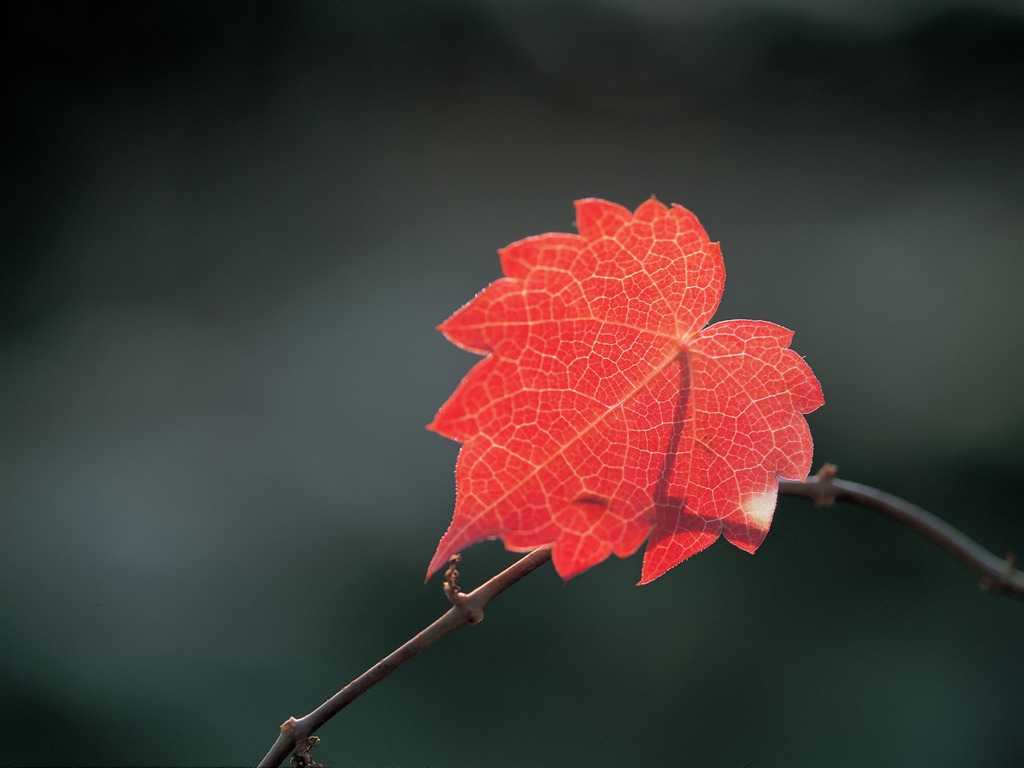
[257,545,553,768]
[780,464,1024,599]
[259,465,1022,765]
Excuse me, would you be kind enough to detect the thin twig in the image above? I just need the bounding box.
[259,467,1022,765]
[779,464,1024,599]
[257,545,553,768]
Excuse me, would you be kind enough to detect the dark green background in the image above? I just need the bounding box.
[3,1,1022,766]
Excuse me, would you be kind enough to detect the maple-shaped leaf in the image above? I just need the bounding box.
[428,198,823,584]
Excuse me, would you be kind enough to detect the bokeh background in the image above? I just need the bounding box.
[3,1,1022,766]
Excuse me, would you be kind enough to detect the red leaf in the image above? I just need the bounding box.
[428,198,823,584]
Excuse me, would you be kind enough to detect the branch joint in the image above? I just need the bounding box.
[290,735,323,768]
[809,462,839,507]
[443,554,463,605]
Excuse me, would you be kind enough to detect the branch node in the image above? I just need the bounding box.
[816,463,838,483]
[808,463,839,507]
[443,553,464,606]
[460,595,486,625]
[443,553,485,622]
[290,735,323,768]
[983,552,1019,592]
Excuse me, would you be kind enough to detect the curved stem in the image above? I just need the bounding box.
[259,466,1022,765]
[779,464,1024,599]
[257,546,553,768]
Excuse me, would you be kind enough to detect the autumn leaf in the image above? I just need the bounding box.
[428,198,823,584]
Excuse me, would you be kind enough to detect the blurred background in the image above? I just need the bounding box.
[3,1,1022,765]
